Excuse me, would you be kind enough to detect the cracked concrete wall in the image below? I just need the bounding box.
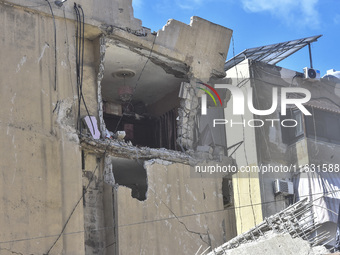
[0,1,236,254]
[0,3,101,254]
[157,17,232,82]
[116,162,237,254]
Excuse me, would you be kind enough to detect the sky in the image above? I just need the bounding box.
[132,0,340,76]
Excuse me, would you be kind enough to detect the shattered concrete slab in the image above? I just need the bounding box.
[80,136,194,164]
[209,198,331,255]
[206,232,329,255]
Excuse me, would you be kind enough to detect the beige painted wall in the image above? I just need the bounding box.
[0,4,98,254]
[223,59,263,234]
[116,162,237,254]
[157,16,232,81]
[231,172,263,234]
[5,0,143,33]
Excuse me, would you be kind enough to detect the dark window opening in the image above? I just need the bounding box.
[154,108,178,150]
[104,112,156,148]
[110,157,147,201]
[281,107,340,145]
[81,150,85,170]
[281,108,304,144]
[304,108,340,145]
[222,178,233,208]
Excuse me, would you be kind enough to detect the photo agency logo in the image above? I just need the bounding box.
[198,82,312,128]
[197,82,223,115]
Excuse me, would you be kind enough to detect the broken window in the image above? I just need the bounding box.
[222,178,233,208]
[304,108,340,145]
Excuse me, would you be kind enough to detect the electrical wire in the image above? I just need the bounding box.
[231,35,239,85]
[79,4,85,105]
[148,188,210,246]
[45,0,57,91]
[313,204,338,216]
[62,8,77,105]
[1,188,339,246]
[73,3,95,134]
[74,3,81,130]
[79,4,95,132]
[117,188,340,229]
[231,45,257,229]
[226,141,243,157]
[311,107,319,153]
[240,114,258,229]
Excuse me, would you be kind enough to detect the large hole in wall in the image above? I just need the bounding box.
[101,40,188,150]
[111,157,148,201]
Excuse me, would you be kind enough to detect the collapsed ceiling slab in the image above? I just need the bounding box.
[80,136,194,164]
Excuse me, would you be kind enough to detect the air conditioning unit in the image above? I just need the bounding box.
[273,179,294,196]
[303,67,320,81]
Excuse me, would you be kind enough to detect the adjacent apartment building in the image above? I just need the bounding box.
[220,37,340,248]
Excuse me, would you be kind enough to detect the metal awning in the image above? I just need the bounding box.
[225,35,322,71]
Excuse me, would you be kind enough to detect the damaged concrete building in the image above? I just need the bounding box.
[2,0,339,254]
[0,0,238,254]
[220,37,340,250]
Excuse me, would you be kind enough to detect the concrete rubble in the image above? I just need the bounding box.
[208,198,332,255]
[80,135,194,164]
[205,232,329,255]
